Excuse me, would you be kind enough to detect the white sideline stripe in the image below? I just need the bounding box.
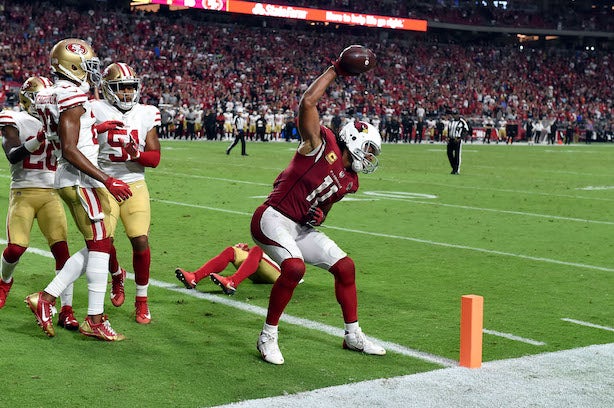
[148,276,457,367]
[151,199,614,273]
[9,239,455,368]
[483,329,546,346]
[561,318,614,332]
[375,196,614,226]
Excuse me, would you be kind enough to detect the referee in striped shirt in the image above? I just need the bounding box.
[447,110,469,175]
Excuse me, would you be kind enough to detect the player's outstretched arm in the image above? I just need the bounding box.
[297,66,337,154]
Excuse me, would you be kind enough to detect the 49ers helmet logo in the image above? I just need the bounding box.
[66,42,87,55]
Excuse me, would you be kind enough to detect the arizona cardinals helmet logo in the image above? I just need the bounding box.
[354,121,368,133]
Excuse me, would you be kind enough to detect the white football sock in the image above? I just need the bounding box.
[45,248,87,298]
[263,323,278,335]
[344,321,360,334]
[57,270,74,307]
[86,251,110,316]
[136,283,149,298]
[1,255,18,282]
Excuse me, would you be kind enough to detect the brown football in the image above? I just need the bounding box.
[338,45,377,74]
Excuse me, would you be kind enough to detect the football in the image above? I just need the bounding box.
[337,45,377,74]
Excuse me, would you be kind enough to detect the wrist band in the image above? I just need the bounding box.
[24,137,42,153]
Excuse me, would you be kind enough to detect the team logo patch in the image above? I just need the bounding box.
[66,42,87,55]
[354,121,368,133]
[326,151,338,164]
[346,182,353,191]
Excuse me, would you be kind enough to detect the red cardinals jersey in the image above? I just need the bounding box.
[265,126,358,224]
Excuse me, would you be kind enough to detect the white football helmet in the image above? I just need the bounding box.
[50,38,101,86]
[101,62,141,111]
[19,76,53,118]
[338,120,382,174]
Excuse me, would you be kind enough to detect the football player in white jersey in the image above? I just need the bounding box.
[264,109,274,140]
[273,109,284,140]
[0,77,79,329]
[91,62,161,324]
[248,110,258,140]
[25,38,131,341]
[223,109,234,140]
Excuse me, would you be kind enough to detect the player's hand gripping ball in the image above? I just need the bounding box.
[333,45,377,76]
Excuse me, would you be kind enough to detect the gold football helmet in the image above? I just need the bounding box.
[19,76,53,118]
[101,62,141,111]
[50,38,101,85]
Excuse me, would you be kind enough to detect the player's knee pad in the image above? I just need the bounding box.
[86,237,112,253]
[330,257,355,286]
[3,244,27,263]
[280,258,305,285]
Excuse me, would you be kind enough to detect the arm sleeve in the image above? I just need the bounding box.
[136,150,160,168]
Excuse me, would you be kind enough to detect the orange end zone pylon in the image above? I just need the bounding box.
[460,294,483,368]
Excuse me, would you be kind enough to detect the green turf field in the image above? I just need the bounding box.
[0,140,612,407]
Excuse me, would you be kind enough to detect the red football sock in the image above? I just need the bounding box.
[108,244,120,274]
[3,243,26,264]
[194,246,235,282]
[133,247,151,286]
[330,257,358,323]
[50,241,70,270]
[229,246,262,286]
[265,258,304,326]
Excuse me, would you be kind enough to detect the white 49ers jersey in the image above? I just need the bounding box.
[91,99,161,183]
[0,110,56,188]
[35,79,100,188]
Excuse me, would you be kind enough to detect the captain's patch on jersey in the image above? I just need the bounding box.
[325,151,338,164]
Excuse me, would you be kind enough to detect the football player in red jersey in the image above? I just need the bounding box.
[174,243,281,295]
[250,51,385,364]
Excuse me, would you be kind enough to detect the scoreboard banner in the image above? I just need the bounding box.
[131,0,428,32]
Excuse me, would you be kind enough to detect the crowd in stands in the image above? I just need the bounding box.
[0,1,612,142]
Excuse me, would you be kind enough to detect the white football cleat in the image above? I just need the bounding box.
[343,328,386,356]
[257,331,284,365]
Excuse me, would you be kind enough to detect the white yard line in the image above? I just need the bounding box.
[152,198,614,273]
[147,276,457,367]
[362,194,614,226]
[323,225,614,273]
[11,240,455,368]
[561,318,614,332]
[483,329,546,346]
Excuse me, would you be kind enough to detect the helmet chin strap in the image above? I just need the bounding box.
[79,80,90,93]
